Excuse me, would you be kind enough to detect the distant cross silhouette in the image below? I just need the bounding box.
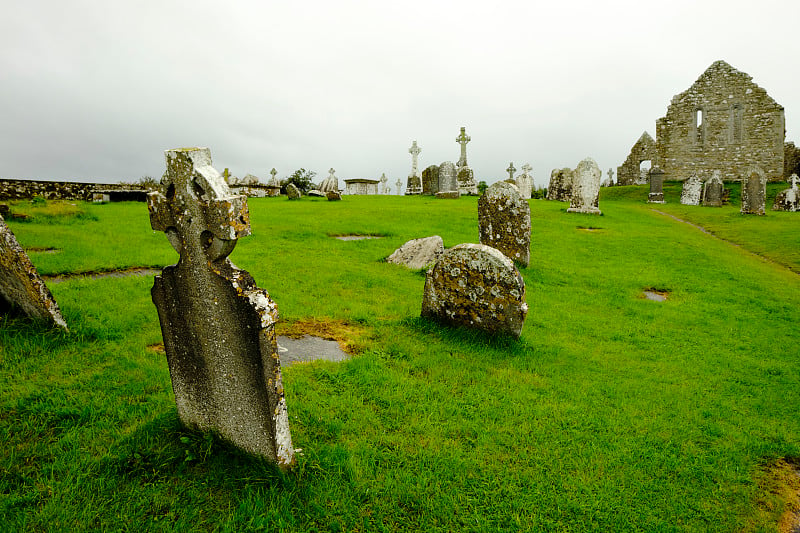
[456,127,471,168]
[409,141,422,177]
[521,163,532,176]
[506,162,516,180]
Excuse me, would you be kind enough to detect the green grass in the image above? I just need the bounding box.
[2,192,800,531]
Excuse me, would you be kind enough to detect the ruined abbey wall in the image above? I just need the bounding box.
[0,179,140,201]
[617,132,658,185]
[656,60,784,182]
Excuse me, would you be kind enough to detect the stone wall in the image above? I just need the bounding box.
[617,132,657,185]
[655,60,784,182]
[0,179,144,201]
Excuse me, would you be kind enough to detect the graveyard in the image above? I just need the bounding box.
[2,182,800,531]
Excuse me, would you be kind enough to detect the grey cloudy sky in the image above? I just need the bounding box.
[2,0,799,188]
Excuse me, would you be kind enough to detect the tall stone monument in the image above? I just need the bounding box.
[380,173,390,194]
[648,166,666,203]
[319,168,339,193]
[741,165,767,215]
[506,162,516,182]
[406,141,422,195]
[478,182,531,267]
[148,147,294,468]
[567,158,602,214]
[516,163,533,200]
[455,127,478,195]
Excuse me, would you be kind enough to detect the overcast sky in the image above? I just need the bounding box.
[2,0,799,189]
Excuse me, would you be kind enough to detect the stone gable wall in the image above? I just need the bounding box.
[656,61,784,182]
[0,179,143,201]
[617,132,658,185]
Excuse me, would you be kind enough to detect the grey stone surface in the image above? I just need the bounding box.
[457,167,478,196]
[286,182,302,200]
[319,168,339,193]
[478,182,531,267]
[277,335,349,366]
[438,161,458,195]
[421,243,527,338]
[456,127,471,168]
[148,147,294,468]
[395,178,403,195]
[680,172,702,205]
[547,168,573,202]
[0,215,68,329]
[506,162,516,181]
[702,170,725,207]
[648,166,666,204]
[772,174,799,212]
[567,158,602,215]
[741,165,767,215]
[387,235,444,270]
[516,164,533,199]
[617,132,657,186]
[422,165,440,195]
[344,178,379,195]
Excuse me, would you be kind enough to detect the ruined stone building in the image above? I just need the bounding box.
[618,60,785,184]
[617,132,657,185]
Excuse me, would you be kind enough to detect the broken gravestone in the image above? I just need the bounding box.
[773,174,799,212]
[741,165,767,215]
[0,215,68,330]
[421,243,527,338]
[387,236,444,270]
[702,170,725,207]
[148,147,294,468]
[680,172,702,205]
[286,183,302,200]
[478,181,531,267]
[567,158,602,215]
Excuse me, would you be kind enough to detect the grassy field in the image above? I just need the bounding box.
[1,187,800,532]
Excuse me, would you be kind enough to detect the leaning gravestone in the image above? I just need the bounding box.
[286,182,302,200]
[0,215,68,330]
[680,172,702,205]
[773,174,799,212]
[547,168,573,202]
[741,165,767,215]
[421,243,527,338]
[702,170,724,207]
[478,182,531,267]
[567,158,602,215]
[387,235,445,270]
[148,147,294,468]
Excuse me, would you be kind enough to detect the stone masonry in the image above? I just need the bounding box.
[148,147,294,468]
[656,60,785,182]
[617,132,657,186]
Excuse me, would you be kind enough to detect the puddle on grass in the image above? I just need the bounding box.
[45,267,161,284]
[332,234,384,241]
[576,226,604,233]
[642,288,670,302]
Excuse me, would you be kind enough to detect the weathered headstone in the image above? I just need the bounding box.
[478,182,531,267]
[319,168,339,193]
[772,174,799,212]
[457,167,478,196]
[547,168,573,202]
[647,166,666,204]
[436,161,459,199]
[422,165,440,195]
[680,172,702,205]
[286,182,302,200]
[0,215,68,330]
[387,236,444,269]
[148,147,294,468]
[702,170,724,207]
[421,243,527,338]
[741,165,766,215]
[516,163,533,200]
[406,141,422,195]
[395,178,403,195]
[567,158,602,215]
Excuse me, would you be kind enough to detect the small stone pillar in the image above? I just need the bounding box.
[648,166,665,203]
[148,147,294,468]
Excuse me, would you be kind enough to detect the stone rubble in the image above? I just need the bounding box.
[387,236,445,270]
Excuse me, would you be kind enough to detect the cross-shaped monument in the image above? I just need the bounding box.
[456,127,471,168]
[607,168,615,184]
[521,163,532,176]
[409,141,421,177]
[270,168,277,181]
[395,178,403,195]
[328,168,336,180]
[506,162,516,180]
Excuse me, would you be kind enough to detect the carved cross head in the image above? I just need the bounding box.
[506,162,516,177]
[148,147,251,263]
[521,163,532,175]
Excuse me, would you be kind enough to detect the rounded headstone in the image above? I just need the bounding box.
[421,243,527,338]
[478,182,531,267]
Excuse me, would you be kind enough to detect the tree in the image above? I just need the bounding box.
[477,180,488,195]
[280,168,316,193]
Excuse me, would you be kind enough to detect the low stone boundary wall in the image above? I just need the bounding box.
[0,179,145,201]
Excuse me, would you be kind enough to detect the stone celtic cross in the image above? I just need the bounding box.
[456,127,471,168]
[506,162,516,180]
[409,140,421,177]
[270,168,277,179]
[328,168,336,180]
[521,163,532,176]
